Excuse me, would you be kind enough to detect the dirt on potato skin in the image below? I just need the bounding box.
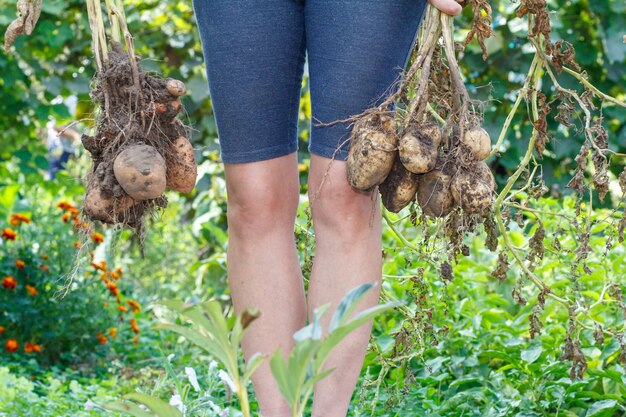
[347,113,398,191]
[82,43,190,229]
[380,155,420,213]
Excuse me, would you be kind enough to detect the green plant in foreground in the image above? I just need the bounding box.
[104,298,260,417]
[270,282,399,417]
[102,282,397,417]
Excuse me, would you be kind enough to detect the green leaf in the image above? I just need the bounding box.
[124,393,183,417]
[156,323,230,367]
[294,304,329,342]
[200,301,232,343]
[103,401,156,417]
[242,352,265,382]
[269,349,298,408]
[585,399,617,416]
[329,282,376,332]
[317,302,398,365]
[521,343,543,364]
[0,184,20,210]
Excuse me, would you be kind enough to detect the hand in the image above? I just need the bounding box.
[428,0,465,16]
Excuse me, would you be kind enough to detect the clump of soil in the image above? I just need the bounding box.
[82,43,196,231]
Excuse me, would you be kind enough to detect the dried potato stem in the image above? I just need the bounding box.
[105,0,141,93]
[316,5,442,129]
[562,66,626,109]
[530,37,607,163]
[93,0,109,66]
[104,0,122,43]
[488,55,539,159]
[86,0,110,115]
[440,12,471,142]
[85,0,102,72]
[493,45,568,304]
[490,15,621,339]
[406,53,433,123]
[381,5,442,111]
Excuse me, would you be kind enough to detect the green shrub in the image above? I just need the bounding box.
[0,199,144,365]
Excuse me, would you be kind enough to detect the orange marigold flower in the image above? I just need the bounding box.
[91,260,107,271]
[115,267,123,276]
[108,328,118,338]
[24,342,39,353]
[9,214,31,226]
[130,318,139,334]
[2,228,17,240]
[0,326,5,334]
[39,254,49,261]
[73,241,82,249]
[109,270,120,281]
[127,300,141,313]
[57,201,75,211]
[117,305,128,313]
[96,333,108,345]
[133,335,139,345]
[75,222,89,230]
[67,207,80,216]
[5,339,18,352]
[2,276,17,290]
[91,232,104,244]
[15,260,25,270]
[107,282,119,297]
[25,285,37,296]
[40,264,49,273]
[103,301,109,308]
[61,212,72,223]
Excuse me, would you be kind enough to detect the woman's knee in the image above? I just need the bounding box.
[227,190,298,237]
[225,156,300,237]
[308,158,380,239]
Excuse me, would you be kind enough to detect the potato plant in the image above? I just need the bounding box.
[345,0,626,396]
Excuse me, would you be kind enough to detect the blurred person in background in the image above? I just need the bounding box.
[46,94,80,179]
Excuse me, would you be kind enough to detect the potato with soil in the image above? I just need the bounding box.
[451,162,496,213]
[166,136,197,194]
[166,79,186,97]
[461,127,491,161]
[347,113,398,191]
[380,156,420,213]
[84,177,136,224]
[473,160,497,191]
[399,123,442,174]
[417,169,455,218]
[113,144,167,200]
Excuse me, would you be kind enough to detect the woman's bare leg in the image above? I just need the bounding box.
[307,155,383,417]
[225,152,307,416]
